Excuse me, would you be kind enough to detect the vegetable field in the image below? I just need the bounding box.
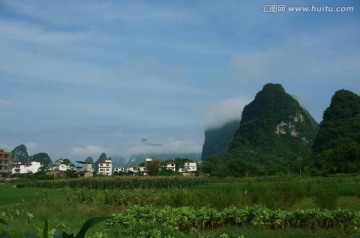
[1,175,360,237]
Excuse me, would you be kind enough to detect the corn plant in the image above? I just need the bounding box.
[18,176,207,190]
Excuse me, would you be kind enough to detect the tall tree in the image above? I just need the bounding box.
[146,159,160,176]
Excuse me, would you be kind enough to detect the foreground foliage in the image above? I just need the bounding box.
[106,205,360,237]
[108,205,360,230]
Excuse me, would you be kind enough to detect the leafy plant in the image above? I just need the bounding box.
[0,217,109,238]
[0,218,11,238]
[0,217,9,226]
[59,217,109,238]
[107,205,360,235]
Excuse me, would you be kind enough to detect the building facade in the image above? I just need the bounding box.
[127,165,138,173]
[75,161,94,177]
[164,161,176,172]
[0,148,11,177]
[12,161,41,174]
[184,162,197,173]
[97,158,112,176]
[113,166,125,173]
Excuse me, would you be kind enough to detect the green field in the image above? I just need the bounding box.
[0,185,61,205]
[0,175,360,237]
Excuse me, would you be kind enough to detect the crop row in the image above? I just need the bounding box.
[107,205,360,232]
[18,176,207,189]
[61,179,343,210]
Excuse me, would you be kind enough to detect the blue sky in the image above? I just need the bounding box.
[0,0,359,161]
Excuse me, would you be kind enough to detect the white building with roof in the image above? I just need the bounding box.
[184,162,197,173]
[165,161,176,172]
[97,158,112,176]
[12,161,41,174]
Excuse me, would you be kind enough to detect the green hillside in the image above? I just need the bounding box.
[226,83,319,174]
[313,89,360,174]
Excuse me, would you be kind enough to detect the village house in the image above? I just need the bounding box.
[12,161,41,174]
[126,165,138,174]
[138,166,147,175]
[138,166,146,173]
[48,158,75,176]
[54,159,74,171]
[164,161,176,172]
[113,166,125,173]
[75,161,94,177]
[184,162,197,173]
[97,157,112,176]
[178,167,186,173]
[162,161,176,172]
[0,148,12,177]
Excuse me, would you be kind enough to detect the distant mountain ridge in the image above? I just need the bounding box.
[312,89,360,173]
[11,144,52,166]
[201,120,240,160]
[11,144,29,163]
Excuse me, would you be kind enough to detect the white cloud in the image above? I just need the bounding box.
[231,49,287,84]
[0,21,110,87]
[198,96,251,129]
[125,138,202,156]
[72,145,114,157]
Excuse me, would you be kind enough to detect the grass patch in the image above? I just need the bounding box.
[338,196,360,210]
[0,186,113,237]
[0,185,61,205]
